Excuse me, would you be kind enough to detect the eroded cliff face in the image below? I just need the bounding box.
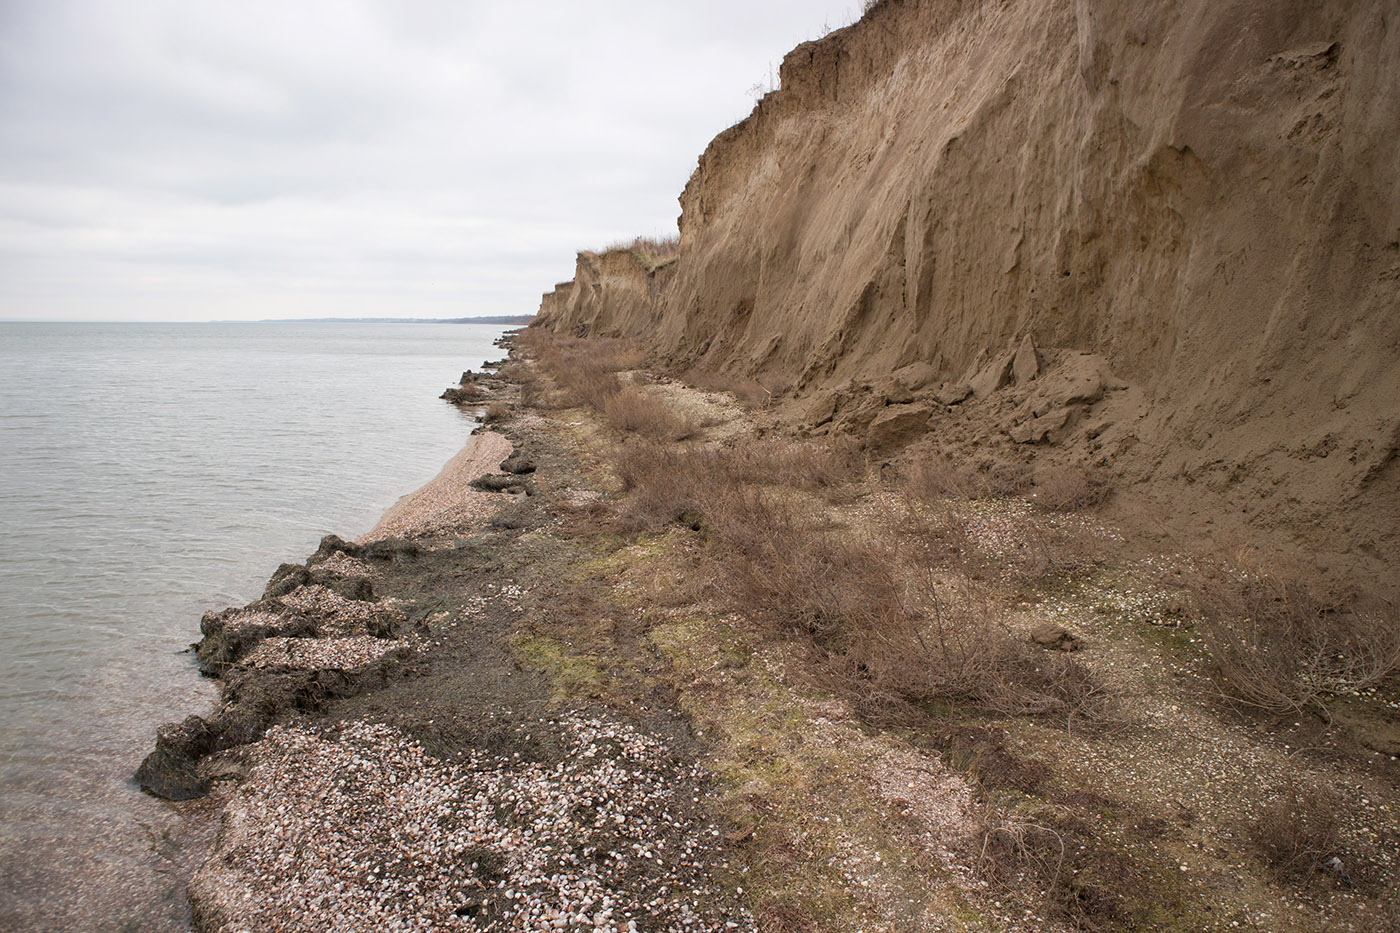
[537,0,1400,587]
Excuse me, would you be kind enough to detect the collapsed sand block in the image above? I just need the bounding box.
[881,377,915,404]
[1013,334,1040,385]
[969,350,1015,397]
[867,402,935,450]
[935,382,973,405]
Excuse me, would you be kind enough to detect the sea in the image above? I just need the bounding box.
[0,321,511,931]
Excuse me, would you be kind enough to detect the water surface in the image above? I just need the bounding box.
[0,321,508,930]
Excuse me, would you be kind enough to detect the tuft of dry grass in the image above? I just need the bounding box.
[1248,782,1343,885]
[611,437,863,532]
[901,453,1032,503]
[602,387,698,441]
[1189,560,1400,715]
[605,234,681,271]
[680,367,773,410]
[1030,462,1111,512]
[482,401,512,424]
[613,441,1113,728]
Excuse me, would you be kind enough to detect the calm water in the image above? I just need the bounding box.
[0,321,509,931]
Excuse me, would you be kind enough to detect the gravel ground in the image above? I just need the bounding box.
[175,402,759,932]
[365,431,513,541]
[190,716,755,933]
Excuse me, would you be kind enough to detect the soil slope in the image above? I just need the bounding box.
[534,0,1400,594]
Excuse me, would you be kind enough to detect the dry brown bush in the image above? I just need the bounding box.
[1030,462,1111,512]
[496,361,530,383]
[482,401,511,423]
[901,453,1031,503]
[496,360,552,410]
[522,330,675,420]
[711,437,864,494]
[1189,561,1400,715]
[696,485,1112,726]
[602,387,698,441]
[611,440,727,531]
[897,503,1104,587]
[1248,782,1343,884]
[562,364,622,411]
[609,435,1110,725]
[612,436,864,532]
[977,807,1130,930]
[680,367,772,409]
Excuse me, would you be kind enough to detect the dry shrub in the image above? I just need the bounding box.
[901,453,1031,503]
[602,387,698,440]
[612,437,864,532]
[495,360,552,410]
[977,807,1129,930]
[706,488,891,642]
[1190,562,1400,715]
[496,361,530,383]
[610,436,1108,725]
[1030,462,1110,512]
[700,487,1111,726]
[681,367,772,409]
[482,401,511,423]
[1248,782,1343,884]
[711,437,864,494]
[612,439,724,531]
[563,364,622,411]
[456,382,486,400]
[898,503,1104,587]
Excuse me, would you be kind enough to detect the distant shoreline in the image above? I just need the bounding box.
[241,315,537,325]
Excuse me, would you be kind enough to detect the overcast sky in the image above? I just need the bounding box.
[0,1,864,321]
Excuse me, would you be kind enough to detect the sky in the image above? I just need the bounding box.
[0,1,866,322]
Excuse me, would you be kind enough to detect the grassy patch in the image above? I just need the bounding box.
[509,634,609,702]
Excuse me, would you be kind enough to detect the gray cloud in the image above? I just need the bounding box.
[0,0,863,320]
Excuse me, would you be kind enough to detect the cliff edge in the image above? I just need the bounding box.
[536,0,1400,592]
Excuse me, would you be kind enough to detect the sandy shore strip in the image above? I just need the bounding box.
[363,430,513,541]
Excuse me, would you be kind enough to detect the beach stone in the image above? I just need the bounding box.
[315,572,375,602]
[361,538,421,562]
[135,715,216,800]
[441,385,487,404]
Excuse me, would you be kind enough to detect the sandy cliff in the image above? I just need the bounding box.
[537,0,1400,590]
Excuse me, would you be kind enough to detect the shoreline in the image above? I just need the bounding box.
[136,328,1400,931]
[134,354,525,804]
[136,338,756,931]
